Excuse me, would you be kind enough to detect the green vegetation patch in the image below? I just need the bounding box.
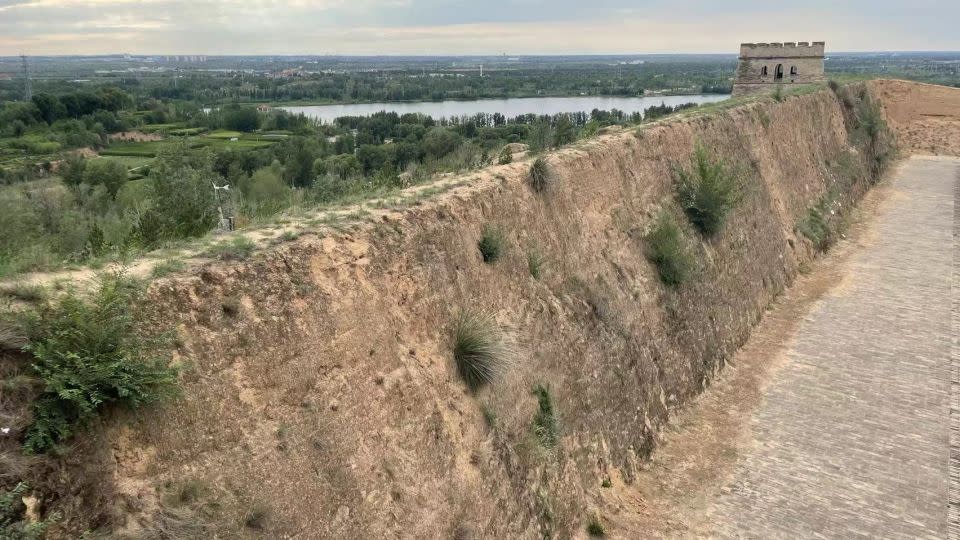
[674,145,743,236]
[528,157,555,194]
[16,273,178,453]
[452,310,514,391]
[478,225,506,264]
[532,384,559,449]
[207,236,256,261]
[645,213,695,287]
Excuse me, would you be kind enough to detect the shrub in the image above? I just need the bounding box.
[452,310,514,391]
[478,225,505,264]
[20,273,178,453]
[528,157,554,194]
[1,482,58,540]
[532,384,559,449]
[645,213,694,287]
[797,204,832,252]
[675,145,742,236]
[586,516,606,537]
[207,236,256,261]
[244,503,270,530]
[497,146,513,165]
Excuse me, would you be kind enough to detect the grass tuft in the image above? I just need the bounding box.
[645,213,694,287]
[207,236,256,261]
[478,225,506,264]
[528,157,554,194]
[244,503,270,530]
[586,515,606,537]
[797,203,833,252]
[0,283,46,303]
[150,259,186,279]
[452,310,514,391]
[527,250,547,279]
[674,145,742,236]
[532,384,559,449]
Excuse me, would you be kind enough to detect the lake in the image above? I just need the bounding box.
[279,94,729,123]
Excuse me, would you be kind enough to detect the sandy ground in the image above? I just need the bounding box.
[872,79,960,156]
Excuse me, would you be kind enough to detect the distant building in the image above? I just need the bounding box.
[732,42,826,97]
[257,104,272,113]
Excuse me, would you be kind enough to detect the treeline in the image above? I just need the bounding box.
[1,62,734,105]
[0,100,698,276]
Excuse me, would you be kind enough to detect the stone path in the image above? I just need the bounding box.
[704,156,958,539]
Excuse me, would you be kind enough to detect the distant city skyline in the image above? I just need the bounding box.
[0,0,956,56]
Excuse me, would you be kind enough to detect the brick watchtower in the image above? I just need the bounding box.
[732,42,825,97]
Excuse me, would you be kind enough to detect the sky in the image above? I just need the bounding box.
[0,0,957,56]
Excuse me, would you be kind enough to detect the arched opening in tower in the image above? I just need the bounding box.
[775,64,784,81]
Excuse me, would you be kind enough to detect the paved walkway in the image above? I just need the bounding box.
[706,157,958,539]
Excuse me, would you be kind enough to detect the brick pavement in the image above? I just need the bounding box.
[706,157,958,539]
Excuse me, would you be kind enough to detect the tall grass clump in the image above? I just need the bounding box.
[207,235,256,261]
[452,310,514,391]
[532,384,559,449]
[645,213,694,287]
[527,250,547,279]
[478,225,506,263]
[18,272,178,453]
[797,200,833,252]
[528,157,554,194]
[674,145,742,236]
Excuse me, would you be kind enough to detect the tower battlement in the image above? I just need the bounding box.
[732,41,826,97]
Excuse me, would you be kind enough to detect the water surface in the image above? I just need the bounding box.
[280,94,729,123]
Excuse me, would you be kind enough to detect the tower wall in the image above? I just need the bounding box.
[732,42,825,97]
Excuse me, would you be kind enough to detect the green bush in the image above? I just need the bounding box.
[497,146,513,165]
[532,384,559,449]
[675,145,742,236]
[20,273,178,453]
[528,157,554,194]
[1,482,58,540]
[797,203,832,252]
[81,158,129,198]
[645,213,694,287]
[452,310,513,391]
[586,516,606,537]
[135,142,220,247]
[478,225,505,264]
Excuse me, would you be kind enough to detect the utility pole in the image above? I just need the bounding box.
[21,54,32,101]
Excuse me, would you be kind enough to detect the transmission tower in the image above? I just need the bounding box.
[21,55,32,101]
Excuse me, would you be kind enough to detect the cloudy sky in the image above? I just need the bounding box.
[0,0,956,56]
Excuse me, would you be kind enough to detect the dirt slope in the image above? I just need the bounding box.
[31,80,951,538]
[871,79,960,155]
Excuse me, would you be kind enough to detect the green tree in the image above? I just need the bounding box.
[223,107,261,132]
[245,162,290,216]
[553,115,576,147]
[136,142,219,246]
[81,159,128,198]
[422,127,461,159]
